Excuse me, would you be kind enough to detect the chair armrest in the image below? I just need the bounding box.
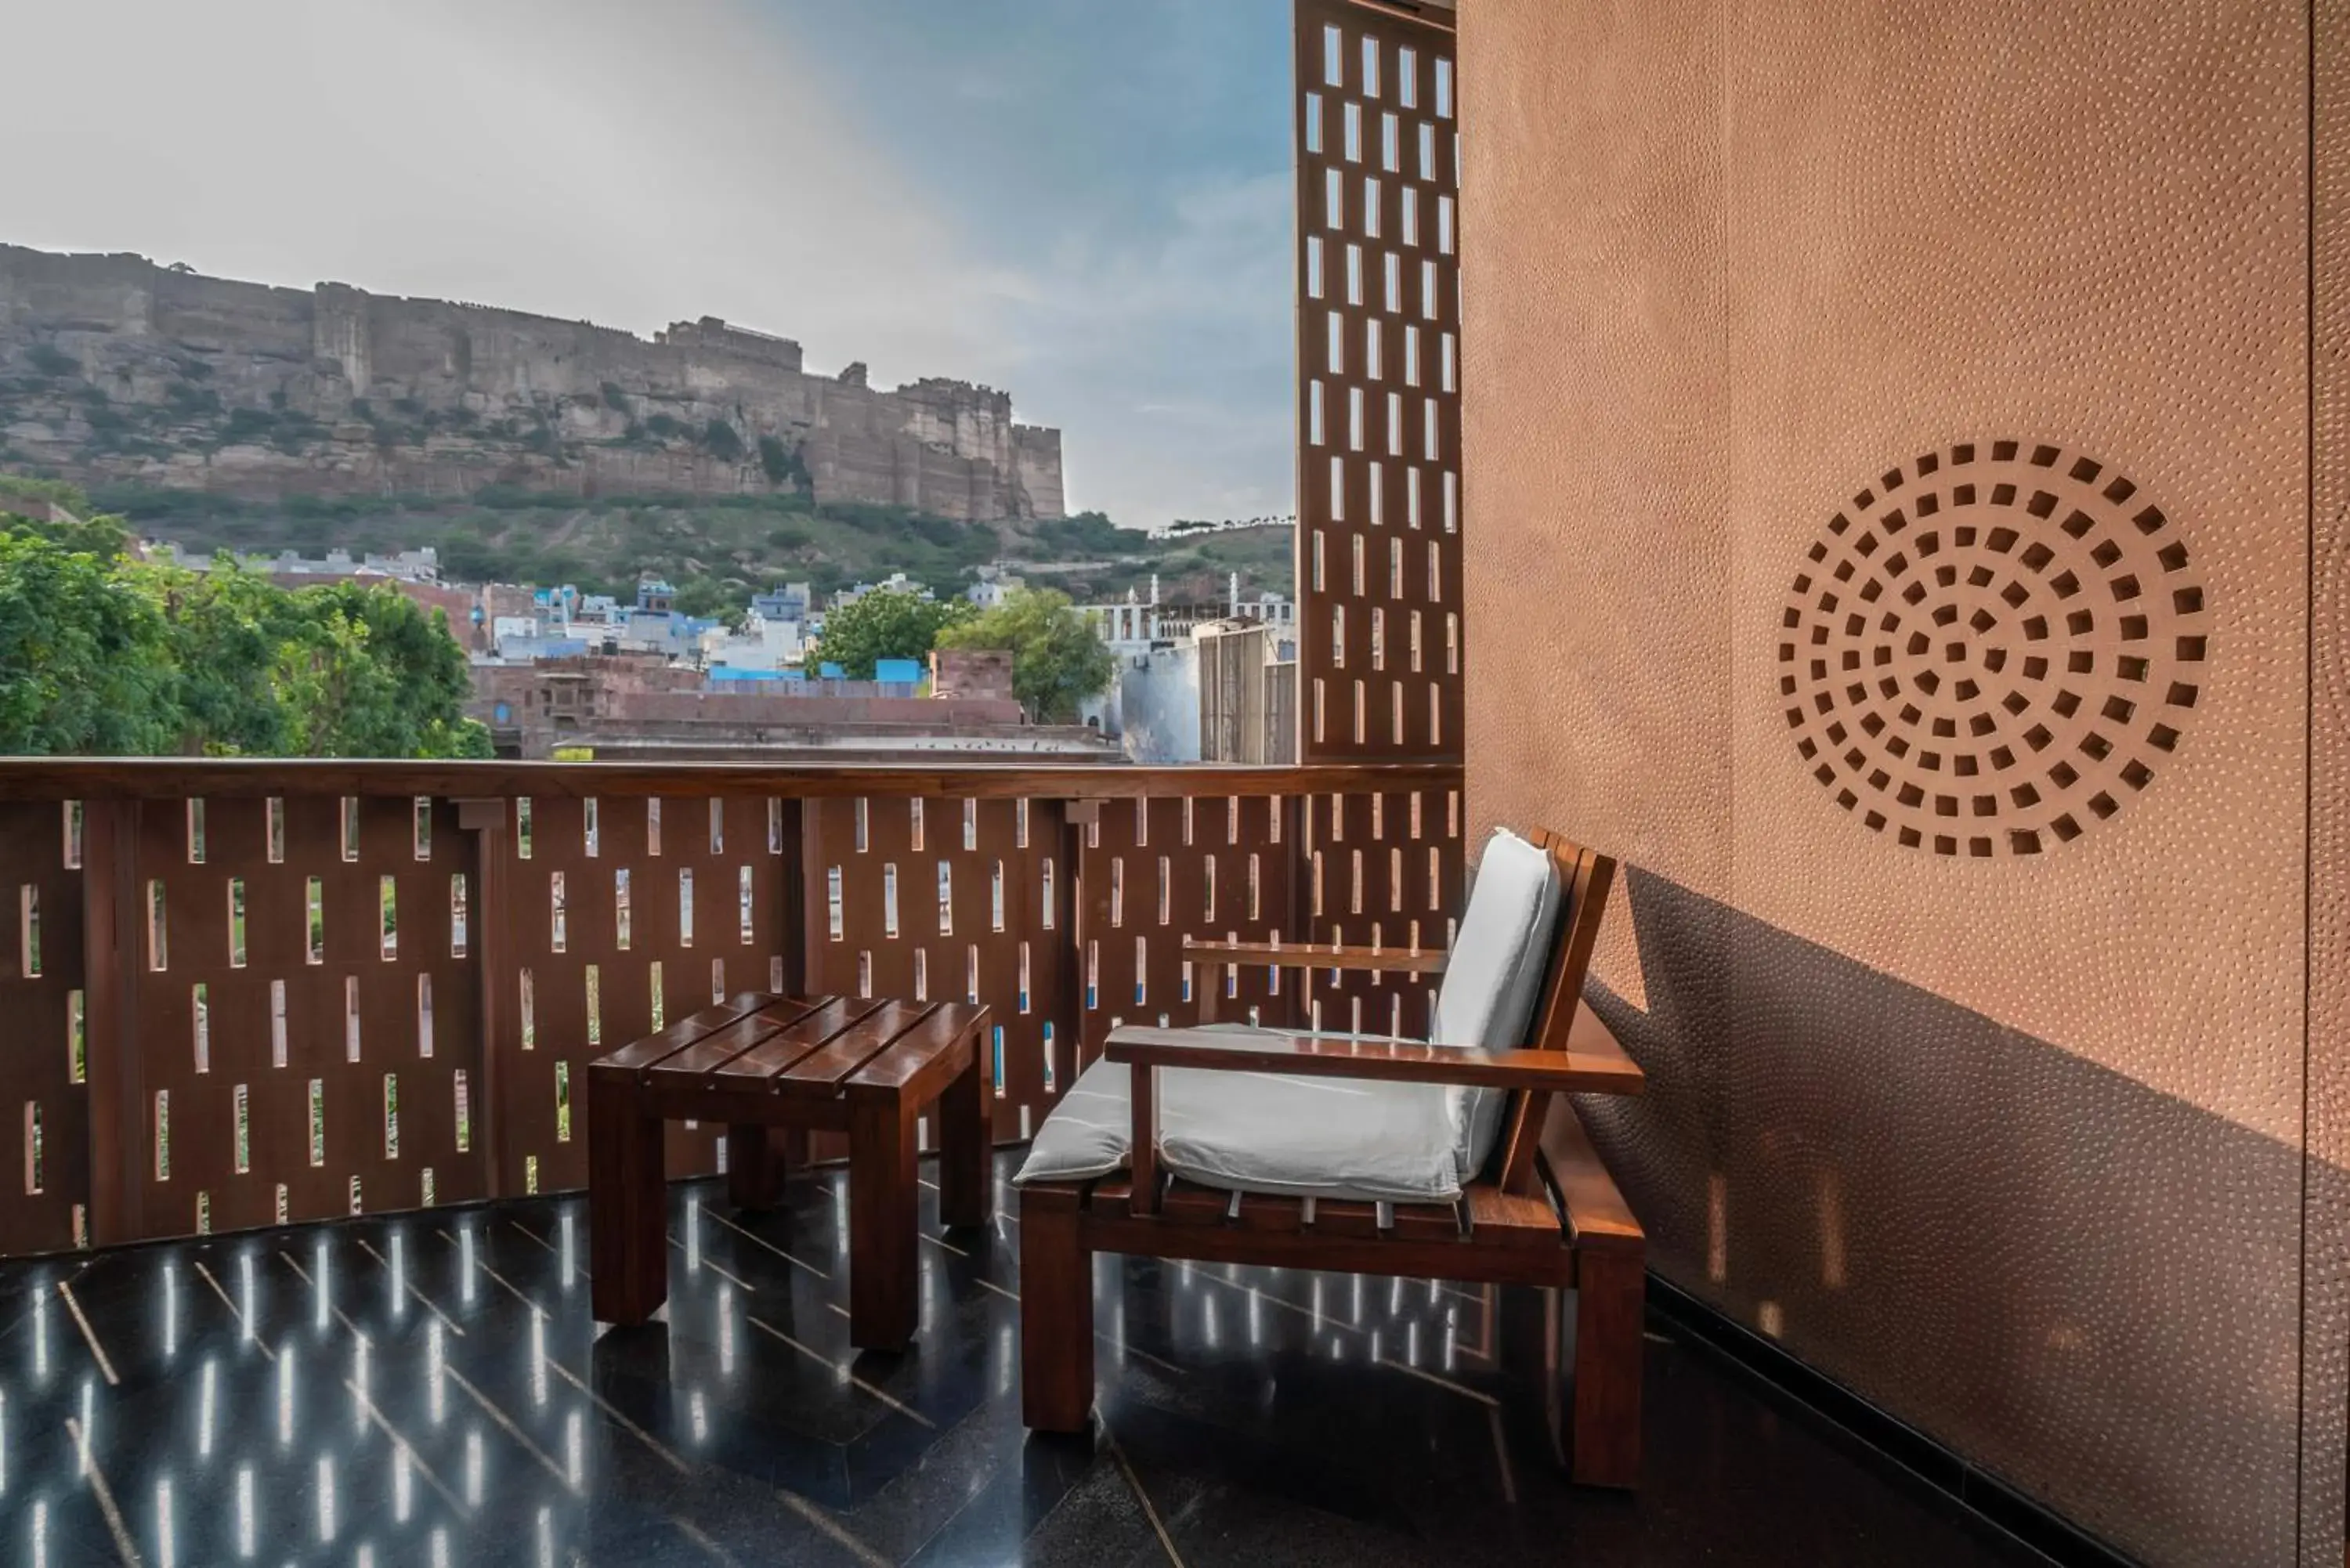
[1104,1025,1643,1095]
[1180,937,1448,976]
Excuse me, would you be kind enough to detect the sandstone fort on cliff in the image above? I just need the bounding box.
[0,244,1065,522]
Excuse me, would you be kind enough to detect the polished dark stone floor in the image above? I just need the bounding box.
[0,1154,2051,1566]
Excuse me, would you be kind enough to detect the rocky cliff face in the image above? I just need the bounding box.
[0,245,1065,522]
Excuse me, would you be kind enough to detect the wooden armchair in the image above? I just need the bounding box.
[1016,829,1648,1488]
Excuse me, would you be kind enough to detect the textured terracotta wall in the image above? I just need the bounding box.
[2305,0,2347,1554]
[1459,2,2327,1563]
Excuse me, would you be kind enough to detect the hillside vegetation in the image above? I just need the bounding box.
[84,484,1295,615]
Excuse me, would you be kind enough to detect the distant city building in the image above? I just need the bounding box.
[830,573,933,609]
[1197,620,1299,765]
[699,615,808,676]
[1077,574,1296,763]
[931,649,1014,703]
[493,634,592,663]
[750,583,813,625]
[699,580,815,674]
[967,567,1026,609]
[146,542,444,583]
[1080,573,1293,656]
[467,652,1113,763]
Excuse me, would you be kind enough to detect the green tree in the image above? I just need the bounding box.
[934,587,1115,723]
[0,476,132,559]
[262,581,491,758]
[0,532,184,753]
[143,562,298,753]
[3,507,130,559]
[0,532,490,758]
[812,587,973,678]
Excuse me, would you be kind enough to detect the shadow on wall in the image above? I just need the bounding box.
[1575,866,2304,1567]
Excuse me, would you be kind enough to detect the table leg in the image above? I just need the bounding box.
[848,1097,920,1351]
[937,1027,992,1228]
[726,1122,786,1211]
[588,1068,667,1326]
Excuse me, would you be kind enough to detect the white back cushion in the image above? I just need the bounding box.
[1433,828,1564,1180]
[1011,828,1569,1203]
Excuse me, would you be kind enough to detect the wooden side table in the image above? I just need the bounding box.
[588,992,992,1351]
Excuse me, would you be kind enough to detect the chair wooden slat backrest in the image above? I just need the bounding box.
[1489,828,1618,1195]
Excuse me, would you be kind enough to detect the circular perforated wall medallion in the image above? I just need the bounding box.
[1779,441,2208,858]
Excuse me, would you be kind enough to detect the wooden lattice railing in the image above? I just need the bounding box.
[0,760,1463,1257]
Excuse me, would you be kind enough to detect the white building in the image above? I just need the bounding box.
[830,572,931,609]
[700,616,807,674]
[1080,574,1295,656]
[967,566,1026,609]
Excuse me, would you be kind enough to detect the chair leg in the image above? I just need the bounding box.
[1567,1252,1644,1488]
[588,1069,667,1327]
[1019,1183,1094,1432]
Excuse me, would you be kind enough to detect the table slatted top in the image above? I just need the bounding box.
[593,992,989,1102]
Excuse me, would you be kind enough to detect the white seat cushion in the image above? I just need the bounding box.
[1431,827,1564,1179]
[1012,828,1564,1201]
[1012,1056,1466,1205]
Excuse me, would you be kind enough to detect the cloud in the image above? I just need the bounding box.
[0,0,1298,530]
[986,169,1296,528]
[0,0,1022,383]
[755,0,1300,528]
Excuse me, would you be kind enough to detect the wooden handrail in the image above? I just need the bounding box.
[0,757,1462,803]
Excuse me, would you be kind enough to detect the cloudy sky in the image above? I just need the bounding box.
[1,0,1296,529]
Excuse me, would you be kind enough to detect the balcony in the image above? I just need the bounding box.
[0,759,2059,1566]
[0,0,2337,1562]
